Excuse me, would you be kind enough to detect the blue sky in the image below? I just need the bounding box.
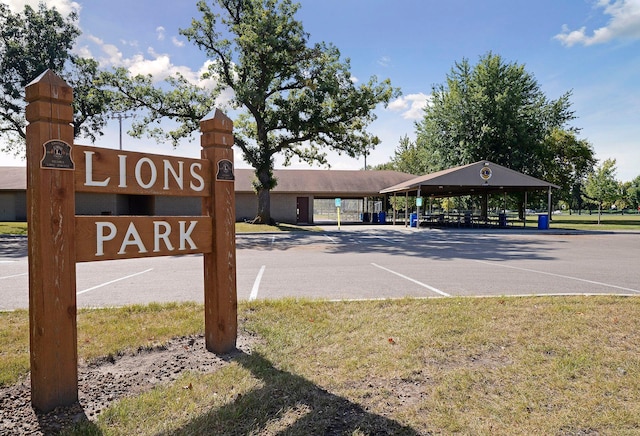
[3,0,640,182]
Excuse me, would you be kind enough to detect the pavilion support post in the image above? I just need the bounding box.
[524,191,528,228]
[200,109,237,354]
[405,192,409,227]
[481,193,488,220]
[416,187,421,228]
[392,193,397,225]
[26,70,78,412]
[548,186,553,221]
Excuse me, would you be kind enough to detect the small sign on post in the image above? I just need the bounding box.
[335,198,342,230]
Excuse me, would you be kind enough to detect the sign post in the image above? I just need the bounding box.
[200,110,237,353]
[335,198,342,230]
[25,70,78,411]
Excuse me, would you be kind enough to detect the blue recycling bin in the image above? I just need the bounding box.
[538,214,549,230]
[379,211,386,224]
[410,212,418,228]
[372,212,379,223]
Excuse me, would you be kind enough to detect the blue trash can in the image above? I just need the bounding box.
[538,214,549,230]
[379,211,386,224]
[499,213,507,227]
[372,212,379,223]
[410,212,418,228]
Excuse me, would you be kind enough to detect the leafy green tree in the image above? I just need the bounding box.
[105,0,397,224]
[542,128,596,209]
[414,52,577,178]
[583,158,619,224]
[626,175,640,211]
[386,135,433,175]
[0,3,113,155]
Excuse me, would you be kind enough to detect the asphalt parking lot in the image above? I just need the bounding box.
[1,225,639,310]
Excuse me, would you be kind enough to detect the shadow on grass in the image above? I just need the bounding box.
[171,351,420,435]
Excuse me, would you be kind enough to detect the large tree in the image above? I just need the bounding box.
[414,52,583,179]
[0,3,113,155]
[583,158,619,224]
[105,0,397,223]
[627,175,640,211]
[542,128,597,208]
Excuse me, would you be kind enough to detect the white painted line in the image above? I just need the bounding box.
[374,236,395,243]
[324,235,337,243]
[0,272,27,280]
[371,263,450,297]
[472,260,640,294]
[77,268,154,295]
[249,265,266,301]
[0,260,16,263]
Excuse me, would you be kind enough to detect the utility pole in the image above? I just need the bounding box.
[109,113,132,150]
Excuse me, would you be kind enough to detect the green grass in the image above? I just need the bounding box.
[3,296,640,434]
[547,213,640,231]
[4,215,639,235]
[0,221,320,235]
[0,222,27,235]
[235,222,321,233]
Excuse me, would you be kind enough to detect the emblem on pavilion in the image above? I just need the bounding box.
[480,165,492,181]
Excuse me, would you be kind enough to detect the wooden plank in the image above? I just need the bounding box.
[76,216,212,262]
[73,145,211,196]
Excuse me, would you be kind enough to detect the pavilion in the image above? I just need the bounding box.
[380,160,560,227]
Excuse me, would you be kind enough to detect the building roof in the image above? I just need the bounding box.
[380,161,560,197]
[1,166,415,198]
[235,168,415,198]
[0,167,26,190]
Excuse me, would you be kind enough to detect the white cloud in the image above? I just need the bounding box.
[378,56,391,67]
[5,0,80,16]
[172,36,185,48]
[156,26,166,41]
[388,93,430,120]
[555,0,640,46]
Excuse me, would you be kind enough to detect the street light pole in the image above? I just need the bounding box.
[109,113,132,150]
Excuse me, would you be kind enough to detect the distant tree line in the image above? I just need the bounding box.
[1,2,638,222]
[375,53,639,215]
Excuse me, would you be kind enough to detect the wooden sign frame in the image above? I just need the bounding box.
[25,70,237,412]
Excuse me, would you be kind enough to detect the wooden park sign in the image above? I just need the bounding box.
[25,70,237,412]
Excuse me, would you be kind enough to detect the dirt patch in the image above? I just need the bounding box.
[0,334,256,435]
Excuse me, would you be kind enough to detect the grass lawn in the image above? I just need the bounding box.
[2,297,639,434]
[0,222,319,235]
[0,222,27,235]
[546,213,640,231]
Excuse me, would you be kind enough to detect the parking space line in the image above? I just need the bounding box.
[249,265,266,301]
[324,235,337,243]
[77,268,154,295]
[371,263,450,297]
[0,272,27,280]
[374,236,395,243]
[472,260,640,294]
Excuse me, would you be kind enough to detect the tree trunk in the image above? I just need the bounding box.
[252,165,275,225]
[255,186,272,224]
